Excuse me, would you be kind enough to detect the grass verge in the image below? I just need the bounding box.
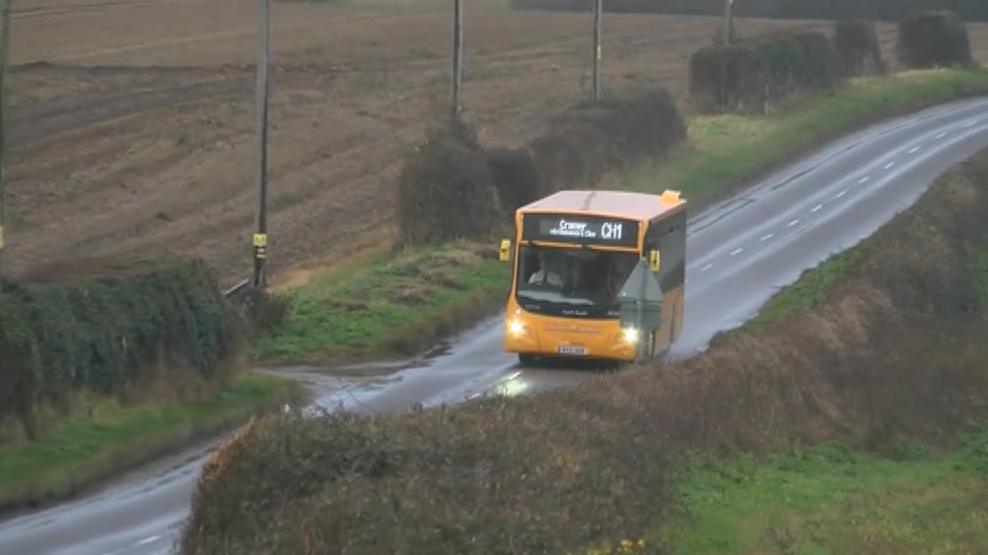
[253,242,509,364]
[976,246,988,306]
[0,372,296,512]
[746,247,868,328]
[664,426,988,555]
[620,67,988,207]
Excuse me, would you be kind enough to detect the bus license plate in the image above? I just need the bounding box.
[557,345,587,356]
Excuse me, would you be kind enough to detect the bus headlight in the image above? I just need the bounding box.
[621,327,641,344]
[508,320,527,337]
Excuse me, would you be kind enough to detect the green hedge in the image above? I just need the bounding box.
[0,257,235,437]
[690,32,842,113]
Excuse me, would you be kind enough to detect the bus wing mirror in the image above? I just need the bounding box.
[649,250,661,272]
[499,239,512,263]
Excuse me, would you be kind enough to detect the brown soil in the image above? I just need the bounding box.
[8,0,988,284]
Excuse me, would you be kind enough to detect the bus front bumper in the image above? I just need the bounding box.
[503,315,639,362]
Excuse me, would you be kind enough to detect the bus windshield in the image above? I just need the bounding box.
[516,246,638,310]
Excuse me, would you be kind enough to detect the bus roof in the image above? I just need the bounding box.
[518,190,685,221]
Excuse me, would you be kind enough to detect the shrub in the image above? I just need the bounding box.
[396,117,501,246]
[530,90,685,193]
[238,288,290,334]
[898,11,973,68]
[0,257,236,438]
[691,32,842,113]
[528,133,589,196]
[834,20,886,77]
[487,148,540,212]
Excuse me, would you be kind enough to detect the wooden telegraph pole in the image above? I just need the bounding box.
[723,0,735,45]
[592,0,602,105]
[0,0,10,281]
[451,0,463,116]
[251,0,271,289]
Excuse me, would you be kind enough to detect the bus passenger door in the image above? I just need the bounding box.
[646,211,687,355]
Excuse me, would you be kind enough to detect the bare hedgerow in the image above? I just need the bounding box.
[690,31,842,114]
[486,147,539,213]
[396,116,500,247]
[530,90,685,194]
[898,11,973,69]
[834,20,886,77]
[510,0,988,23]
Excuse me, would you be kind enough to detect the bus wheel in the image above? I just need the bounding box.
[518,353,537,365]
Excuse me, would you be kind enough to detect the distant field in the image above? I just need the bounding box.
[8,0,988,284]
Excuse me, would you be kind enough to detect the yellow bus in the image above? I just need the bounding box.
[500,189,687,363]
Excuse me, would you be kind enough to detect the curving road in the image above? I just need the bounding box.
[3,96,988,555]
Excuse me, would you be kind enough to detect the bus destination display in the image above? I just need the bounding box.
[523,214,639,248]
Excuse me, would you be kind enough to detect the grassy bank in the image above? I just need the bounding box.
[0,372,295,511]
[745,247,868,328]
[666,427,988,554]
[977,245,988,304]
[259,68,988,366]
[621,67,988,208]
[254,242,508,364]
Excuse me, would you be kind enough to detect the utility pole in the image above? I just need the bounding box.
[0,0,10,286]
[592,0,602,106]
[0,0,10,283]
[723,0,734,45]
[451,0,463,116]
[251,0,270,289]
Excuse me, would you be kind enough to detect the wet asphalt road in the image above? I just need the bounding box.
[3,96,988,555]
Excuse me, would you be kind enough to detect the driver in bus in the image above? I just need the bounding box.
[528,252,564,287]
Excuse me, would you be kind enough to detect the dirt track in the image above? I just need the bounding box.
[8,0,988,283]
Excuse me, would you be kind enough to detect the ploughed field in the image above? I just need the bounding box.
[10,0,988,284]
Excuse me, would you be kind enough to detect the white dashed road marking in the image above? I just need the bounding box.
[883,161,896,170]
[936,132,947,139]
[787,219,799,228]
[760,233,774,242]
[701,264,714,272]
[135,536,162,547]
[730,248,744,256]
[908,146,920,154]
[835,190,848,198]
[964,120,978,128]
[811,204,823,213]
[858,176,870,184]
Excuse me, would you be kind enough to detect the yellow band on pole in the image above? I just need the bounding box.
[0,225,5,249]
[253,233,268,247]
